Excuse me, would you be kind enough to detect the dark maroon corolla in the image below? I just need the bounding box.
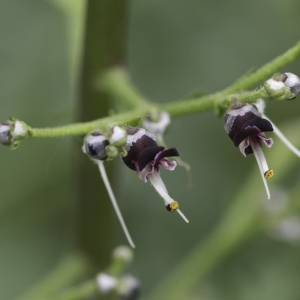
[224,100,274,199]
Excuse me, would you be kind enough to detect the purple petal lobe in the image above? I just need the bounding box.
[122,135,158,170]
[159,158,177,171]
[232,118,273,147]
[155,147,179,162]
[138,146,164,172]
[233,126,261,147]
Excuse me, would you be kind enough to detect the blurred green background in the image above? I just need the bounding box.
[1,0,300,299]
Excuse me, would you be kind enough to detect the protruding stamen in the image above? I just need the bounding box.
[97,161,135,248]
[249,137,272,199]
[147,171,189,223]
[264,169,274,179]
[263,114,300,158]
[166,201,179,212]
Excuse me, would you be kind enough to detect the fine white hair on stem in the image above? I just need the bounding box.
[249,137,271,200]
[147,171,189,223]
[263,114,300,158]
[97,161,135,248]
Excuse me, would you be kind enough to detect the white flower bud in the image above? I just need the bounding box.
[0,122,11,145]
[11,121,27,139]
[265,78,285,92]
[113,245,133,263]
[117,275,140,300]
[96,273,117,294]
[110,125,127,146]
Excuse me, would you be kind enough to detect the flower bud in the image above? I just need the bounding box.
[0,122,12,145]
[113,245,133,264]
[282,72,300,98]
[84,132,109,161]
[96,273,117,294]
[110,125,127,147]
[11,120,28,139]
[264,72,300,100]
[118,275,140,300]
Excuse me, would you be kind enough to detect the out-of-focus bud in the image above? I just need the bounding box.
[113,245,133,264]
[96,273,118,294]
[118,275,140,300]
[269,217,300,244]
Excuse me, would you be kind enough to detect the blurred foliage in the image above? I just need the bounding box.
[1,0,300,299]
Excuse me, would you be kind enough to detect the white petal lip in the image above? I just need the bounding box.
[97,161,135,248]
[147,170,189,223]
[249,136,271,199]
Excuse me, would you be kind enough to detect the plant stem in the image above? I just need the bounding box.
[25,40,300,138]
[75,0,129,267]
[47,279,98,300]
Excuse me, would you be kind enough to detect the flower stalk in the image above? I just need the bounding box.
[12,40,298,140]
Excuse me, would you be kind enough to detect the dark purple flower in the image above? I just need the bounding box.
[122,127,189,223]
[224,100,274,199]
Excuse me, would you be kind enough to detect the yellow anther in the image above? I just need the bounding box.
[264,169,274,179]
[169,201,179,212]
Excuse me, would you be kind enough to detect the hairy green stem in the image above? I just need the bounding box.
[76,0,129,267]
[24,40,300,138]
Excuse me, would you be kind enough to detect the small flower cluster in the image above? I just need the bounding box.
[96,246,140,299]
[0,119,29,149]
[264,72,300,100]
[83,123,189,247]
[224,72,300,199]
